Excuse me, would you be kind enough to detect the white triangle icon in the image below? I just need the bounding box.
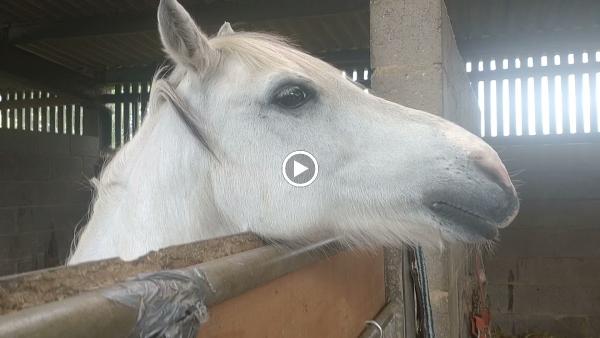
[293,161,309,178]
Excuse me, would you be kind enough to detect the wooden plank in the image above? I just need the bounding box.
[73,105,81,135]
[59,105,67,134]
[575,73,584,133]
[548,74,557,134]
[6,93,13,129]
[458,29,600,60]
[591,72,599,133]
[98,104,112,148]
[2,91,9,129]
[114,86,123,147]
[198,249,385,338]
[535,76,543,135]
[486,80,493,137]
[468,61,600,83]
[141,82,150,121]
[11,93,17,129]
[17,106,24,131]
[54,106,61,134]
[0,233,263,315]
[18,92,25,131]
[509,78,517,135]
[48,102,55,133]
[497,76,504,136]
[521,76,530,135]
[122,85,131,141]
[26,107,32,132]
[82,104,99,137]
[37,96,44,132]
[132,99,139,135]
[0,97,82,113]
[561,71,570,134]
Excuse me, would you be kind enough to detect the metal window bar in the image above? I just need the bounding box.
[467,50,600,138]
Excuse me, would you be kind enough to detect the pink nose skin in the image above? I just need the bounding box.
[469,149,513,193]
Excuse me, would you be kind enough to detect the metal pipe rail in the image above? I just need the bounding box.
[0,238,343,338]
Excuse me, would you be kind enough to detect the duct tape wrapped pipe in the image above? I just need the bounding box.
[0,238,343,338]
[103,269,212,338]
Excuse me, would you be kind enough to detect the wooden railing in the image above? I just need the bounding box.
[0,90,86,136]
[466,51,600,140]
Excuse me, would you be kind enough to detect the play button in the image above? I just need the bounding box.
[294,161,309,177]
[282,151,318,187]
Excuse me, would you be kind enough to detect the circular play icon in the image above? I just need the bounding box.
[282,151,319,187]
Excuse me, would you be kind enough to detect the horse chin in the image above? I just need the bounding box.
[423,183,519,243]
[430,201,500,241]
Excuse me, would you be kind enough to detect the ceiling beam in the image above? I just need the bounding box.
[9,0,368,43]
[0,44,100,98]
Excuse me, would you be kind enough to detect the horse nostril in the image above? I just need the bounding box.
[469,149,513,193]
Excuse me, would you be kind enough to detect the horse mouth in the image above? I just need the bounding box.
[429,200,499,240]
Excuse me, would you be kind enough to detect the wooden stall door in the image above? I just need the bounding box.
[198,249,385,338]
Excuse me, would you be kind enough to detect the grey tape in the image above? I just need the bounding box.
[103,268,214,338]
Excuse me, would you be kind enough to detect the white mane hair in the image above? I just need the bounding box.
[69,0,518,264]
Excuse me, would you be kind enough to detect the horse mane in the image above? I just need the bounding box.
[210,32,340,80]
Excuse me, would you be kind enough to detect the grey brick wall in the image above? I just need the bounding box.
[0,130,99,276]
[488,142,600,337]
[370,1,479,336]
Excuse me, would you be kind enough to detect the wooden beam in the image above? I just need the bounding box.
[458,28,600,60]
[468,62,600,82]
[9,0,368,43]
[0,44,100,100]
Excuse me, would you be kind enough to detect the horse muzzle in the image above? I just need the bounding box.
[423,146,520,240]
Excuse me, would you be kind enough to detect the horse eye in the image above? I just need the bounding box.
[273,85,311,109]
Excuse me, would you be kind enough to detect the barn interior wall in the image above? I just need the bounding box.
[486,142,600,337]
[0,131,99,276]
[371,0,479,336]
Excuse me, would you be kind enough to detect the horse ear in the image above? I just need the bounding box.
[217,22,235,36]
[158,0,214,71]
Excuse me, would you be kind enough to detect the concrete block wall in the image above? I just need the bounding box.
[487,142,600,337]
[371,0,480,336]
[0,130,99,276]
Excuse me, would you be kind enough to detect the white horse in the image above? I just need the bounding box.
[68,0,519,264]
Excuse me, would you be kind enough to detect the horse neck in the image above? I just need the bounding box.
[69,104,228,264]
